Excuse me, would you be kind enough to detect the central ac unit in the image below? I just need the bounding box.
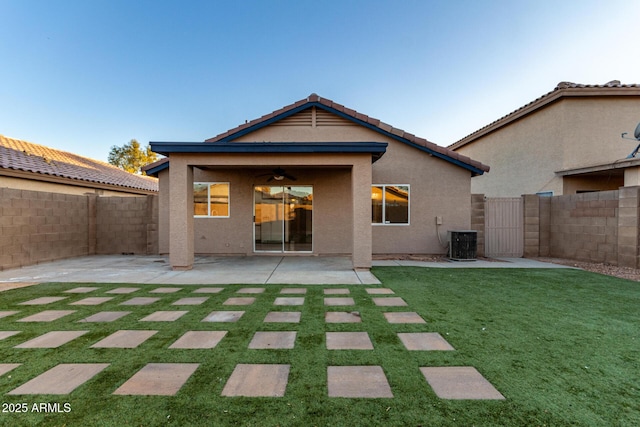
[448,230,477,261]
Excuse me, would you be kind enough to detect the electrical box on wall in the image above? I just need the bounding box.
[435,216,443,225]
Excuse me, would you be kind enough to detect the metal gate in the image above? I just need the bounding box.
[485,197,523,257]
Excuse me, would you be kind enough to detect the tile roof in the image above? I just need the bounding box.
[449,80,640,150]
[0,134,158,193]
[204,93,489,174]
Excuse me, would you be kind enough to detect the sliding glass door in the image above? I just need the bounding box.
[254,186,313,252]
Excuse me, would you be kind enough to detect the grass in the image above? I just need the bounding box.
[0,268,637,426]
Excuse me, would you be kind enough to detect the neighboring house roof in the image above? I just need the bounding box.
[449,80,640,150]
[144,94,489,176]
[0,134,158,193]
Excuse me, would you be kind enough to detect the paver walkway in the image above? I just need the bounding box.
[0,283,505,402]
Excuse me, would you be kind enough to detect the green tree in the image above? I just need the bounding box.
[108,139,158,175]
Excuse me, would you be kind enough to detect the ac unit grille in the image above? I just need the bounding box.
[448,230,477,261]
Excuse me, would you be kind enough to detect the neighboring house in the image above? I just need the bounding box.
[0,134,158,196]
[144,94,489,270]
[449,81,640,197]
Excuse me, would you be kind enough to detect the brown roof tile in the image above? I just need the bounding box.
[0,135,158,192]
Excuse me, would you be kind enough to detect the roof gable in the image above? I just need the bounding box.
[204,94,488,175]
[0,135,158,193]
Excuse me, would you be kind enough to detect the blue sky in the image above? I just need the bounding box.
[1,0,639,162]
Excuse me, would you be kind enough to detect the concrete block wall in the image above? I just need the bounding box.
[1,188,159,270]
[0,188,89,270]
[523,194,540,257]
[470,194,485,257]
[617,187,640,268]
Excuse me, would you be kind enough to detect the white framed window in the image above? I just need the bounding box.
[372,184,410,225]
[194,182,230,217]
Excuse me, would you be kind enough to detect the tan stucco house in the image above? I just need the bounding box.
[449,81,640,197]
[144,94,489,270]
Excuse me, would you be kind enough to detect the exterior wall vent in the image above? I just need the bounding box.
[447,230,477,261]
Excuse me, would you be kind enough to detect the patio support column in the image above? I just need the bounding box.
[352,157,372,269]
[169,156,194,270]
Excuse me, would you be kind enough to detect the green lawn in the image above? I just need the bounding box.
[0,268,638,426]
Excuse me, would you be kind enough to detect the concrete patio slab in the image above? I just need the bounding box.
[15,331,88,348]
[91,330,157,348]
[325,311,362,323]
[372,297,408,307]
[324,288,350,294]
[223,297,255,306]
[0,364,21,376]
[0,310,19,319]
[169,331,228,349]
[420,367,505,400]
[150,287,182,294]
[19,296,66,305]
[327,366,393,398]
[18,310,76,322]
[120,297,160,306]
[324,297,355,306]
[221,364,290,397]
[78,311,131,322]
[0,331,21,341]
[202,311,244,322]
[273,297,304,306]
[263,311,301,323]
[8,363,109,395]
[113,363,199,396]
[106,287,139,294]
[70,297,114,305]
[248,331,297,349]
[398,333,455,351]
[193,287,224,293]
[65,287,98,293]
[237,287,266,294]
[383,312,426,324]
[140,311,188,322]
[365,288,394,294]
[172,297,208,305]
[280,288,307,294]
[326,332,373,350]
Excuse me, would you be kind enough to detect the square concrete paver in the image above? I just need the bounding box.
[140,311,188,322]
[324,297,355,306]
[0,364,21,376]
[221,364,290,397]
[383,312,426,324]
[264,311,301,323]
[327,366,393,398]
[365,288,394,295]
[120,297,160,306]
[398,333,455,351]
[113,363,199,396]
[8,364,109,395]
[193,287,224,294]
[325,311,362,323]
[324,288,350,295]
[237,287,266,294]
[172,297,208,305]
[420,367,505,400]
[326,332,373,350]
[169,331,228,349]
[274,297,304,306]
[91,330,158,348]
[223,297,255,306]
[15,331,88,348]
[19,297,67,305]
[79,311,131,322]
[106,287,139,294]
[0,331,21,341]
[65,287,98,294]
[202,311,244,322]
[18,310,76,322]
[150,287,182,294]
[372,297,408,307]
[248,331,297,349]
[70,297,114,306]
[280,288,307,294]
[0,311,19,319]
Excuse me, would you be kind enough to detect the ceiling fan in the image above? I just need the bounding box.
[257,167,297,182]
